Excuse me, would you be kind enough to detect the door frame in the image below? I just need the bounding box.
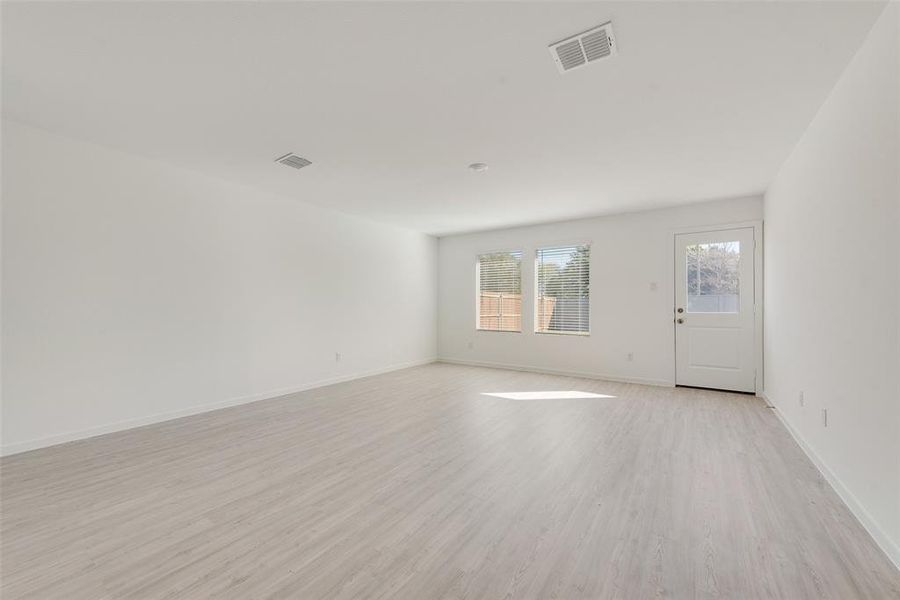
[669,220,763,394]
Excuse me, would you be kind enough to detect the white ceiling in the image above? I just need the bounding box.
[1,1,885,235]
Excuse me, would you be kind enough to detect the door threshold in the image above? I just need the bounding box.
[675,384,756,395]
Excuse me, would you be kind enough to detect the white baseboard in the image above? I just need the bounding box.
[437,357,674,388]
[1,357,437,457]
[762,391,900,571]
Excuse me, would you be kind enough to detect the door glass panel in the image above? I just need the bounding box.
[686,241,740,313]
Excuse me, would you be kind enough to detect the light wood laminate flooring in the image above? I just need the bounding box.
[2,363,898,599]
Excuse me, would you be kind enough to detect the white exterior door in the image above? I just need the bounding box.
[675,227,756,392]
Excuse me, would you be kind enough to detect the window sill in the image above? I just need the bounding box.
[534,330,591,337]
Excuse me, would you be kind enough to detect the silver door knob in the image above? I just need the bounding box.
[677,307,684,313]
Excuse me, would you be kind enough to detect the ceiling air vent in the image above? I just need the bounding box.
[549,22,616,74]
[275,153,312,169]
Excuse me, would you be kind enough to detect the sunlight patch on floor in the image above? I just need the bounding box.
[481,391,615,400]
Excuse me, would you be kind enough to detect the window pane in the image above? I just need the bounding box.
[535,245,590,334]
[477,252,522,332]
[686,241,740,313]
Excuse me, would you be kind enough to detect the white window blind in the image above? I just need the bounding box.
[477,251,522,332]
[535,244,590,335]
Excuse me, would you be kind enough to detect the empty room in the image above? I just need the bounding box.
[1,1,898,598]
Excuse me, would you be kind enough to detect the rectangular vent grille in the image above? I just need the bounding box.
[275,153,312,169]
[549,22,616,74]
[555,39,585,71]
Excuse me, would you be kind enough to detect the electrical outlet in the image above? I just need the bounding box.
[649,282,658,291]
[798,391,804,407]
[822,408,828,428]
[335,352,342,362]
[627,352,634,362]
[467,341,474,350]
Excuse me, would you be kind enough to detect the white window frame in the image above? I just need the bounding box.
[475,250,523,333]
[534,243,591,336]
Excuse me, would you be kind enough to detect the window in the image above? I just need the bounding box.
[535,245,590,335]
[476,251,522,332]
[686,241,740,313]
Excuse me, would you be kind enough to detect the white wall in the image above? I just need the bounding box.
[764,5,900,565]
[438,196,762,385]
[1,120,437,455]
